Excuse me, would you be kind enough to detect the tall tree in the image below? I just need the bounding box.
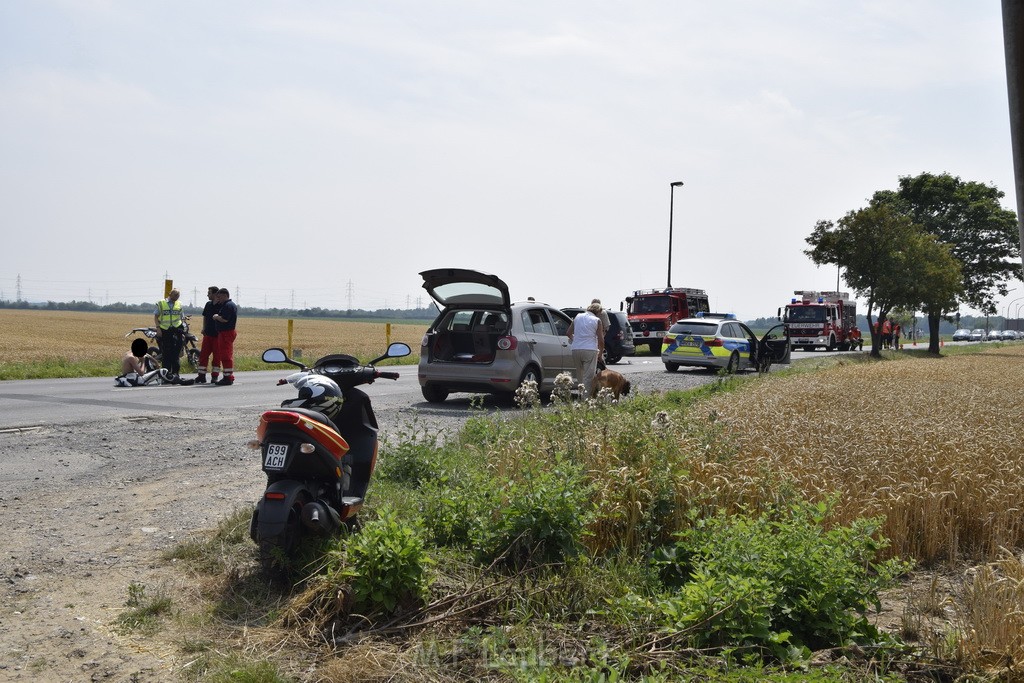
[806,204,926,357]
[873,173,1020,352]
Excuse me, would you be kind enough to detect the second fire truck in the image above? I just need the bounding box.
[780,291,857,351]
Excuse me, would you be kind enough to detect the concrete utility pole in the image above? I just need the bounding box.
[1002,0,1024,276]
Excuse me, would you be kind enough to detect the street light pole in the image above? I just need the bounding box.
[667,181,684,288]
[1006,293,1024,328]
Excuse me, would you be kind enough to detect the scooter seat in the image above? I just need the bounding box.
[284,407,341,435]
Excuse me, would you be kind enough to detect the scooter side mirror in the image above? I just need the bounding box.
[368,342,413,366]
[387,342,412,358]
[262,348,289,363]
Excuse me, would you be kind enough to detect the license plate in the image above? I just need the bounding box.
[677,337,702,348]
[264,443,288,470]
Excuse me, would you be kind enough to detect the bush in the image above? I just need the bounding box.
[472,459,592,570]
[646,500,910,660]
[343,512,433,614]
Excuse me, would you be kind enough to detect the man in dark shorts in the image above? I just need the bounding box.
[212,288,238,385]
[195,285,221,384]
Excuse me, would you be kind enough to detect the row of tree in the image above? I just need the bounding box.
[805,172,1021,356]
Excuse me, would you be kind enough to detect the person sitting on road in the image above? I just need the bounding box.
[115,339,170,387]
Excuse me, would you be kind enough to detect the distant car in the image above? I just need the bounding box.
[970,329,985,342]
[986,330,1003,341]
[605,311,636,364]
[952,329,972,342]
[560,307,636,365]
[662,313,790,373]
[418,269,575,403]
[1000,329,1018,341]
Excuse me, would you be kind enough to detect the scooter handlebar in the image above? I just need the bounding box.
[375,371,400,380]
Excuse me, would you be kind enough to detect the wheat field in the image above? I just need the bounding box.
[689,345,1024,564]
[0,309,427,365]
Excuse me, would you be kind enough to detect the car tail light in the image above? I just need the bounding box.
[705,337,724,347]
[497,336,518,351]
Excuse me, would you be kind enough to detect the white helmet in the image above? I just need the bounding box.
[281,374,344,420]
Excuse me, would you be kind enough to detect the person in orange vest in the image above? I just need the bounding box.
[893,323,901,350]
[850,326,863,351]
[881,319,892,349]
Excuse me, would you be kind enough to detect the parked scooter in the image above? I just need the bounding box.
[248,342,411,572]
[124,315,201,372]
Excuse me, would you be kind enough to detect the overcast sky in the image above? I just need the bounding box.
[1,1,1020,320]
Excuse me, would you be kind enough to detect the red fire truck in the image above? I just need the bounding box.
[781,290,857,351]
[625,287,711,354]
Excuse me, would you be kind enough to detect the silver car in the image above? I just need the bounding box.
[418,269,576,403]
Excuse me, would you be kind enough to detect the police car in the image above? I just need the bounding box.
[662,313,790,373]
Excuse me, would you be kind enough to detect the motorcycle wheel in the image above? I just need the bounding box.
[185,347,200,372]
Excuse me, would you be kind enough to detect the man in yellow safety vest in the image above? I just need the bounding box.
[153,288,189,383]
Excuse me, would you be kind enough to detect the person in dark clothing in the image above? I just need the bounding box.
[195,285,221,384]
[212,288,238,385]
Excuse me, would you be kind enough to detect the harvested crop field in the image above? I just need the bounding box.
[0,309,427,366]
[696,345,1024,564]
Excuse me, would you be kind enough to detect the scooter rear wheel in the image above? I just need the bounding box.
[258,503,303,576]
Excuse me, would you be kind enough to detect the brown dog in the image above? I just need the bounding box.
[593,369,631,399]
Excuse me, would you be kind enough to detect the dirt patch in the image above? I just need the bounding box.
[0,411,262,682]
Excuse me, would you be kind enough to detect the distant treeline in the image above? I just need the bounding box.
[2,299,1011,331]
[0,299,440,322]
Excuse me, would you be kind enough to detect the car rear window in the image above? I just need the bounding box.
[440,310,508,333]
[669,322,718,335]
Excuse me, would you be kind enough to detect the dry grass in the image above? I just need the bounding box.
[0,309,426,365]
[688,346,1024,565]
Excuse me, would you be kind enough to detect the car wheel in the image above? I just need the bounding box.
[664,362,679,373]
[518,365,541,388]
[725,352,739,374]
[502,366,542,406]
[604,351,622,365]
[826,336,836,351]
[421,384,449,403]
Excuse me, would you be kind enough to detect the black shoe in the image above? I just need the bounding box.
[179,378,195,386]
[215,376,234,386]
[194,376,207,384]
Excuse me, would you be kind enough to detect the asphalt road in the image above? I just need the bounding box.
[0,345,876,431]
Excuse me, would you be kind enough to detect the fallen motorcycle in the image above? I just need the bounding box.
[248,342,411,572]
[124,315,201,373]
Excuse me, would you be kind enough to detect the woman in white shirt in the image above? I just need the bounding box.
[566,302,606,397]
